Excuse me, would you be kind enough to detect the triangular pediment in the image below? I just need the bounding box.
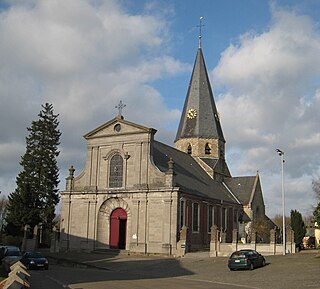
[84,116,156,139]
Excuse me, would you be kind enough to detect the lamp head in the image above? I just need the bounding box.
[276,148,284,156]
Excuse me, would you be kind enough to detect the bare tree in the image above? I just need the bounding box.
[251,218,270,243]
[0,193,8,242]
[271,214,291,231]
[0,195,8,224]
[313,178,320,201]
[271,214,291,243]
[313,179,320,226]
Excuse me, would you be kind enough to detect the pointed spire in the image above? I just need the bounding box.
[175,47,225,143]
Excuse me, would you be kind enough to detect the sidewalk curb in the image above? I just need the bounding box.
[44,254,111,271]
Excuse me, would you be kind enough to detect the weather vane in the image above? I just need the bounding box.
[115,100,126,117]
[197,16,205,48]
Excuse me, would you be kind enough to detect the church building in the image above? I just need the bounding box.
[59,37,269,255]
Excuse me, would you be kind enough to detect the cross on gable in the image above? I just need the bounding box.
[115,100,126,117]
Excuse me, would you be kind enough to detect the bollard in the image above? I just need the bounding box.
[9,266,30,278]
[2,262,31,289]
[10,261,27,272]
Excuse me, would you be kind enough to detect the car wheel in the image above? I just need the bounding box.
[262,259,266,267]
[249,262,254,270]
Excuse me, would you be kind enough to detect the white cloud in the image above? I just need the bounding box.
[0,0,187,196]
[290,133,320,149]
[0,142,24,172]
[213,6,320,216]
[1,1,318,219]
[214,8,320,92]
[263,173,316,218]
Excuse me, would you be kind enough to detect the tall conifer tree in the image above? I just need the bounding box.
[290,209,306,247]
[6,103,61,233]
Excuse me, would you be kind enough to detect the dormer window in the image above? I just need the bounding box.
[187,144,192,155]
[205,143,211,155]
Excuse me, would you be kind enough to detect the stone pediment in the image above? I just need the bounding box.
[84,116,156,139]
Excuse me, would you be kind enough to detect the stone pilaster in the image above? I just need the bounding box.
[251,229,257,250]
[66,165,75,190]
[165,158,176,187]
[220,231,226,243]
[270,229,276,255]
[162,199,172,255]
[286,227,296,253]
[210,225,219,257]
[176,226,188,257]
[232,229,238,252]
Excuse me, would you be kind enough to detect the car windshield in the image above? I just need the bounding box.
[231,251,248,258]
[27,252,43,258]
[7,250,20,256]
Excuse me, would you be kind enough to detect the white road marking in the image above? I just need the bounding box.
[176,276,261,289]
[46,275,70,288]
[83,258,114,263]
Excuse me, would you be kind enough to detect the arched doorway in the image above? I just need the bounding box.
[109,208,127,249]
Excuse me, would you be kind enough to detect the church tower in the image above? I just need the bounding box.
[175,29,230,180]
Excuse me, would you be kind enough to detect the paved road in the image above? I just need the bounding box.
[31,266,253,289]
[30,251,320,289]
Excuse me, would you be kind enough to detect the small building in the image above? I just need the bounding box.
[59,40,271,255]
[314,222,320,248]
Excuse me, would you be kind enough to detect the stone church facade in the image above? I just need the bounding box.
[59,44,270,255]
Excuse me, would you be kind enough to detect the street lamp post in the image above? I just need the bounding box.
[276,148,286,255]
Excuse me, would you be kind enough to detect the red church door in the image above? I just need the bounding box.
[109,208,127,249]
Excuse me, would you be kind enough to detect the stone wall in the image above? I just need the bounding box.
[60,118,180,255]
[60,189,179,255]
[209,227,296,257]
[175,138,221,158]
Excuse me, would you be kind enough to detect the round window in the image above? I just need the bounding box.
[114,124,121,132]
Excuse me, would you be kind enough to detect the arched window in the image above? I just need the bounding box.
[109,154,123,188]
[205,143,211,154]
[187,144,192,155]
[255,206,260,219]
[179,198,186,230]
[208,205,215,232]
[192,202,200,232]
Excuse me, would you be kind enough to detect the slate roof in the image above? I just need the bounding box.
[175,48,225,142]
[224,176,256,205]
[200,158,219,168]
[153,140,238,204]
[200,157,231,177]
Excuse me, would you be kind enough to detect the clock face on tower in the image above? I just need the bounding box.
[187,108,197,119]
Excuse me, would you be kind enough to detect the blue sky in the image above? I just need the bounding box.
[0,0,319,218]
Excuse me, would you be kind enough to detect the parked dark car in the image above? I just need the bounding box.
[228,249,266,271]
[0,245,21,261]
[20,251,49,270]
